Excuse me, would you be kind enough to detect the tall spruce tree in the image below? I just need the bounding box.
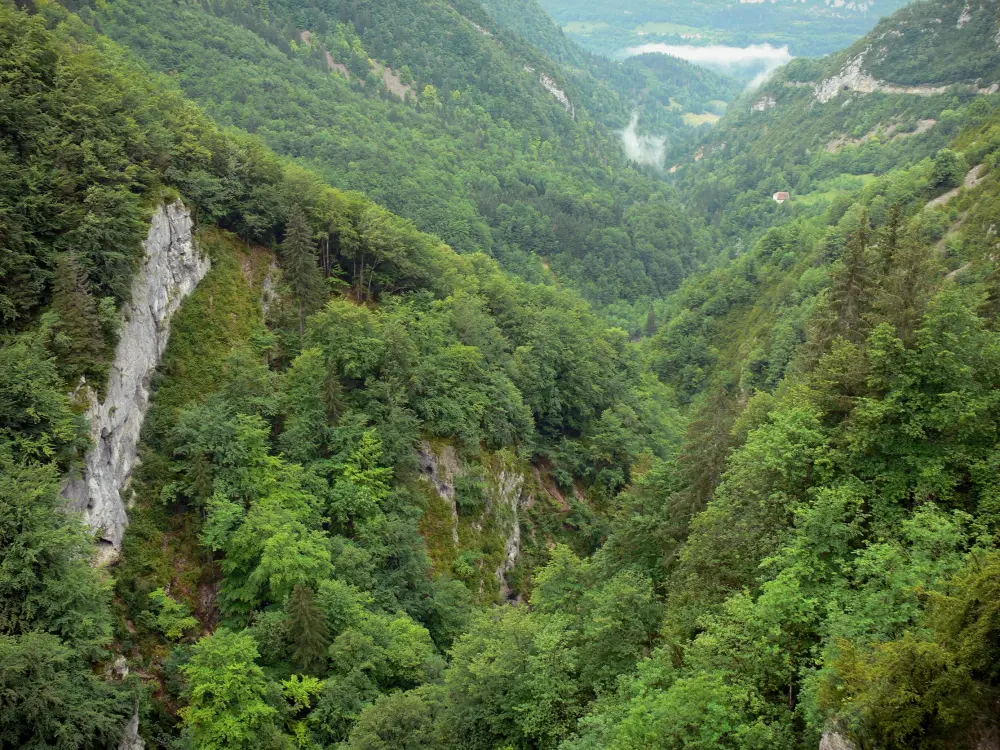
[50,254,106,383]
[870,233,939,345]
[281,206,325,336]
[871,203,903,278]
[288,584,331,675]
[833,209,872,341]
[645,306,657,337]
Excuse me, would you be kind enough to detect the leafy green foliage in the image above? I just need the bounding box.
[0,403,127,746]
[180,628,287,749]
[149,588,199,642]
[50,254,107,385]
[0,323,83,465]
[0,632,132,750]
[79,0,732,306]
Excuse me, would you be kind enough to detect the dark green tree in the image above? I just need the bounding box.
[930,148,966,191]
[0,632,131,750]
[281,206,325,336]
[50,254,106,383]
[645,305,657,337]
[871,203,903,277]
[824,209,873,346]
[288,584,331,675]
[869,234,938,345]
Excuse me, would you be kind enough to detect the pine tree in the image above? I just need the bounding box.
[828,210,873,345]
[288,584,331,675]
[870,233,938,346]
[323,367,344,421]
[281,206,325,336]
[870,203,903,278]
[645,306,657,337]
[50,253,105,382]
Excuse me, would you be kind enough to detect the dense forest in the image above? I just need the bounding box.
[69,0,738,307]
[3,0,1000,748]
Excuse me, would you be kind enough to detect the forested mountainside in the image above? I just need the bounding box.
[541,0,914,57]
[668,0,1000,246]
[66,0,739,307]
[5,0,1000,748]
[479,0,737,119]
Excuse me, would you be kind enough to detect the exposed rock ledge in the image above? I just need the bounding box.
[819,730,857,750]
[62,201,209,563]
[811,49,999,103]
[490,461,526,600]
[926,163,986,209]
[418,440,462,547]
[418,442,531,600]
[118,705,145,750]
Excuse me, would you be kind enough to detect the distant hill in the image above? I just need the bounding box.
[665,0,1000,246]
[541,0,915,57]
[480,0,741,124]
[829,0,1000,85]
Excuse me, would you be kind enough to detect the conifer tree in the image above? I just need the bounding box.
[288,584,331,675]
[281,206,325,336]
[832,209,872,341]
[870,233,938,345]
[50,253,105,382]
[645,306,657,337]
[871,203,903,278]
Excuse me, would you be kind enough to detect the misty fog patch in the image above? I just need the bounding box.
[624,42,793,87]
[620,112,667,167]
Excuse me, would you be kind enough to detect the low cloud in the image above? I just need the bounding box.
[620,112,666,168]
[625,42,793,88]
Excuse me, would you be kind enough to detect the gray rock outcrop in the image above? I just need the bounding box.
[417,442,531,600]
[813,43,998,104]
[418,440,462,546]
[489,464,526,600]
[62,201,209,562]
[813,49,952,103]
[819,729,857,750]
[118,704,145,750]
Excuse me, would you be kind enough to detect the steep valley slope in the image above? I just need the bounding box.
[3,0,1000,748]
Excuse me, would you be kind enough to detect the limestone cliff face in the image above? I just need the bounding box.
[418,441,531,600]
[812,49,953,103]
[62,201,209,560]
[418,441,462,546]
[487,460,526,600]
[117,706,145,750]
[819,730,857,750]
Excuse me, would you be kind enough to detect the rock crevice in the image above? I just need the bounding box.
[62,201,209,560]
[418,442,531,599]
[418,440,462,546]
